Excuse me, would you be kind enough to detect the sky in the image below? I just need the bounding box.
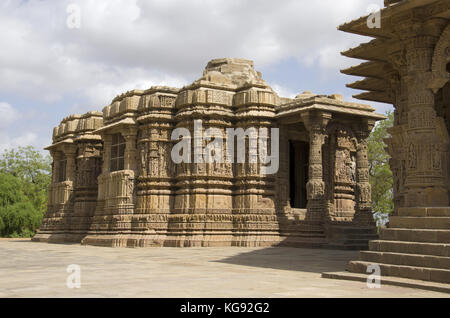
[0,0,392,153]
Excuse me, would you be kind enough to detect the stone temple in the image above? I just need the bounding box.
[33,57,385,249]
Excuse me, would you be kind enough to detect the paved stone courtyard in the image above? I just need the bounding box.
[0,239,448,298]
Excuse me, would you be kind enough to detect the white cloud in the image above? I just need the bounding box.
[0,102,18,127]
[271,84,297,99]
[0,0,384,107]
[10,132,38,148]
[0,102,40,152]
[0,0,388,152]
[0,132,38,153]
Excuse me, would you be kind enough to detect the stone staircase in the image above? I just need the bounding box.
[347,207,450,284]
[326,225,379,250]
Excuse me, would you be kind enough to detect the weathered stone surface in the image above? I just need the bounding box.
[34,58,384,249]
[337,0,450,285]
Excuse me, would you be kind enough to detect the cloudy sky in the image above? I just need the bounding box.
[0,0,391,152]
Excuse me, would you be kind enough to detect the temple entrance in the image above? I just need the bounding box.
[289,140,309,209]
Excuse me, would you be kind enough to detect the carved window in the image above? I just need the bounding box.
[58,156,67,182]
[110,133,125,172]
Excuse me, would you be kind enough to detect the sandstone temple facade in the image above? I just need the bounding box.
[33,58,384,249]
[323,0,450,285]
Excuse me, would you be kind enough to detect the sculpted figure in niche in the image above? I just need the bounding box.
[140,145,147,176]
[408,143,417,169]
[350,154,356,183]
[431,144,441,170]
[335,149,353,183]
[150,149,159,175]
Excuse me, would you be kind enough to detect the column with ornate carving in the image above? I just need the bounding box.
[63,145,77,182]
[102,134,112,173]
[403,34,449,207]
[134,88,178,247]
[123,127,138,172]
[354,120,375,226]
[302,111,331,223]
[385,66,408,215]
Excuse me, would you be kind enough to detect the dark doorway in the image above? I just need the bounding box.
[289,140,309,209]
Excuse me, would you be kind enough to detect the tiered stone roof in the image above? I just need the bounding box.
[339,0,450,104]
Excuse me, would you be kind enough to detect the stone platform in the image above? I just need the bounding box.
[326,207,450,287]
[0,239,448,297]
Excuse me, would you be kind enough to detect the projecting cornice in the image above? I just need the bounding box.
[353,91,394,104]
[341,61,391,79]
[346,78,390,92]
[339,0,450,104]
[341,38,403,63]
[338,0,449,39]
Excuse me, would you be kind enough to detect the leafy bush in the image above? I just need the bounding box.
[0,202,43,237]
[0,146,51,214]
[0,146,51,237]
[0,172,26,207]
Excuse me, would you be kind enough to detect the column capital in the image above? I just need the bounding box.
[353,118,377,141]
[102,133,113,144]
[122,127,138,139]
[62,144,77,157]
[301,111,332,133]
[49,149,62,159]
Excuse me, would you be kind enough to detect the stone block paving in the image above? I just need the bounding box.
[0,240,448,298]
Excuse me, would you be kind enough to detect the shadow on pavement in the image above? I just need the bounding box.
[214,247,359,274]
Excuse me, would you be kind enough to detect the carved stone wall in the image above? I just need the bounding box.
[35,58,383,249]
[232,86,279,247]
[384,23,450,209]
[169,84,236,247]
[325,122,358,221]
[34,112,103,243]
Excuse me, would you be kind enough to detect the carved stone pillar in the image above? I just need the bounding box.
[102,134,112,173]
[50,150,61,183]
[403,35,449,207]
[355,120,375,225]
[386,54,410,214]
[302,111,331,222]
[279,125,291,214]
[123,128,138,172]
[63,145,77,182]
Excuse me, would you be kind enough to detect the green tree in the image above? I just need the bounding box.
[0,146,51,213]
[0,172,26,207]
[0,202,42,237]
[367,111,394,225]
[0,146,51,237]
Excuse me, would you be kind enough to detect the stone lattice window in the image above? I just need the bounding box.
[110,133,125,172]
[58,157,67,182]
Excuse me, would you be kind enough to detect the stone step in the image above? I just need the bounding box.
[326,226,377,235]
[369,240,450,257]
[359,251,450,270]
[348,260,450,284]
[346,234,378,240]
[327,241,370,251]
[389,216,450,230]
[325,226,378,250]
[398,207,450,217]
[321,271,450,294]
[380,228,450,243]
